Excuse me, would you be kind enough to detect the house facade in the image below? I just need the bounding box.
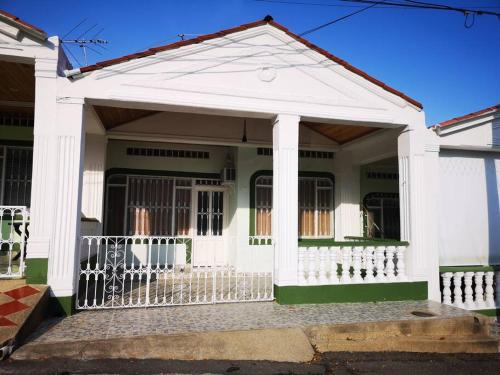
[0,12,472,315]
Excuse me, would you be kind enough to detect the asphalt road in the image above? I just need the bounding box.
[1,352,499,374]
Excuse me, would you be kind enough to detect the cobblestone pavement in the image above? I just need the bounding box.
[27,300,472,344]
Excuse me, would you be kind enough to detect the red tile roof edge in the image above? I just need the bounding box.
[0,10,47,38]
[77,15,423,109]
[436,104,500,128]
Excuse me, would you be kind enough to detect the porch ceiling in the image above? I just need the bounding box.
[302,122,380,145]
[93,105,159,130]
[0,60,35,103]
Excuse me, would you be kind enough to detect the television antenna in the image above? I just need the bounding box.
[60,19,109,66]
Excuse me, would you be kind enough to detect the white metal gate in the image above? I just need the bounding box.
[77,236,274,310]
[0,206,28,278]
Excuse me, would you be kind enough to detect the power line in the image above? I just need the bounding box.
[255,0,500,9]
[344,0,500,16]
[299,0,386,36]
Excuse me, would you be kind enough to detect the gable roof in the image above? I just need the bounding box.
[435,104,500,128]
[0,10,47,40]
[69,15,423,109]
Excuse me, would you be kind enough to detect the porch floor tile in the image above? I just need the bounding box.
[28,300,473,344]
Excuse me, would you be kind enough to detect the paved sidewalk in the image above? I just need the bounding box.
[28,300,471,344]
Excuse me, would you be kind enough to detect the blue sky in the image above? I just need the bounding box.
[2,0,499,125]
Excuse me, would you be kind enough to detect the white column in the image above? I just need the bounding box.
[335,151,361,240]
[27,56,59,262]
[81,132,107,236]
[272,114,299,286]
[47,98,86,298]
[398,121,441,302]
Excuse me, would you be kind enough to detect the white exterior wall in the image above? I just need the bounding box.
[438,150,500,266]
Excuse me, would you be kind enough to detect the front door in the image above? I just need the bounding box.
[192,188,225,266]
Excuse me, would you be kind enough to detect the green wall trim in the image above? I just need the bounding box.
[298,239,409,247]
[248,170,335,236]
[25,258,48,284]
[274,281,428,304]
[0,126,34,142]
[440,265,500,273]
[473,308,500,317]
[49,295,76,317]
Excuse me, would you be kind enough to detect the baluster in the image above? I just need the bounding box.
[385,246,396,281]
[396,246,407,281]
[496,271,500,309]
[298,249,307,285]
[364,246,375,282]
[352,246,363,283]
[375,246,386,282]
[464,272,475,309]
[474,272,486,309]
[484,271,495,308]
[340,246,351,283]
[452,272,464,308]
[318,247,328,284]
[308,248,317,285]
[441,272,453,305]
[329,247,339,284]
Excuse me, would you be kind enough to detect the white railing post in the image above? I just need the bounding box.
[340,246,351,283]
[464,272,475,310]
[484,271,495,309]
[396,245,407,281]
[329,247,339,284]
[452,272,464,308]
[474,272,486,309]
[298,248,306,285]
[318,247,328,284]
[364,246,375,282]
[385,246,396,281]
[352,246,363,283]
[495,271,500,307]
[441,272,453,305]
[307,248,317,285]
[375,246,386,282]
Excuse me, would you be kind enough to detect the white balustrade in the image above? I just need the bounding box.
[297,244,408,285]
[440,269,498,311]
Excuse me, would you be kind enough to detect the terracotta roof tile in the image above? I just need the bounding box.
[0,10,46,37]
[436,104,500,128]
[74,16,423,109]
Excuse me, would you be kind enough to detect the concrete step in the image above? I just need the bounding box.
[319,335,500,353]
[304,316,492,341]
[0,283,49,360]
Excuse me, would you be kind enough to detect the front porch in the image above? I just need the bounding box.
[71,101,423,310]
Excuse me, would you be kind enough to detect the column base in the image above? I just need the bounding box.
[25,258,48,284]
[49,294,76,316]
[274,282,428,304]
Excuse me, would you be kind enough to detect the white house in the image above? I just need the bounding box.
[433,104,500,314]
[3,11,495,316]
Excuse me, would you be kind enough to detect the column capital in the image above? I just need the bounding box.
[272,113,300,125]
[35,57,58,79]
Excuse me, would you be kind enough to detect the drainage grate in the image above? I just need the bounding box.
[410,310,436,318]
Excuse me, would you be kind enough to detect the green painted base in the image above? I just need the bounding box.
[473,308,500,318]
[49,295,76,317]
[274,282,428,304]
[25,258,48,284]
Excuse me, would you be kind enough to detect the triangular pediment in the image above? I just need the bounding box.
[72,20,422,123]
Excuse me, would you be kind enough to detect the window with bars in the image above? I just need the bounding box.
[0,146,33,207]
[254,175,334,238]
[105,175,195,236]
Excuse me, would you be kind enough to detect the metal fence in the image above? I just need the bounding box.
[0,206,29,278]
[77,236,274,310]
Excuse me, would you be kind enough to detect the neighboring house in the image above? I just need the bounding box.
[2,11,494,316]
[433,105,500,315]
